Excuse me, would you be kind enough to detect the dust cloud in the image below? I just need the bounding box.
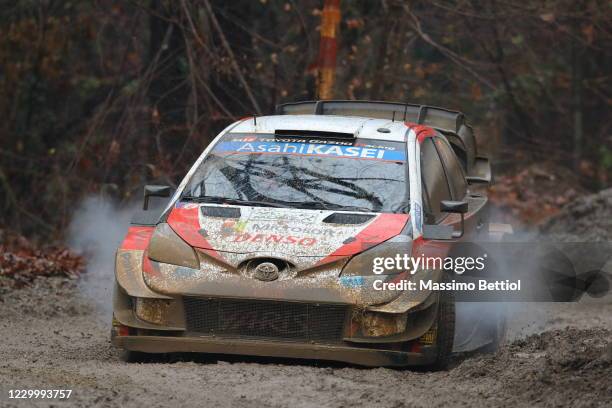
[67,196,138,318]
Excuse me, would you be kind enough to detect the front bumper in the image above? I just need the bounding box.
[113,249,442,366]
[111,334,436,367]
[111,291,440,367]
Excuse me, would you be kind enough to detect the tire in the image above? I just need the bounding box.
[429,288,455,370]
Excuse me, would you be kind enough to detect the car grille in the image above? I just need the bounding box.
[183,297,348,343]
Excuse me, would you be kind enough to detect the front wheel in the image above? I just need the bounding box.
[428,289,455,370]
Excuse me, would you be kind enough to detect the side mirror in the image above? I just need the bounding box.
[442,200,468,239]
[143,185,171,210]
[422,200,469,240]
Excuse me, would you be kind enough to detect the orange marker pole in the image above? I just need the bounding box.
[317,0,341,100]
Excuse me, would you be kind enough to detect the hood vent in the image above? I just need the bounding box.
[201,206,241,218]
[323,212,374,225]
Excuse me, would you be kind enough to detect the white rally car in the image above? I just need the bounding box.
[111,100,501,368]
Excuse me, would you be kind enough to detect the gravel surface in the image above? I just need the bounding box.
[0,277,610,408]
[2,189,611,407]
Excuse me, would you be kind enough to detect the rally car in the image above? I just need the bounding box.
[111,100,502,368]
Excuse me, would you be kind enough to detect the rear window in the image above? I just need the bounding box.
[181,133,409,213]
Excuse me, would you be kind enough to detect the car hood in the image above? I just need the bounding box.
[166,203,409,258]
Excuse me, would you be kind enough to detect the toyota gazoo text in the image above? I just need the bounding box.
[111,100,506,369]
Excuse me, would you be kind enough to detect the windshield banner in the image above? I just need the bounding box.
[214,139,406,161]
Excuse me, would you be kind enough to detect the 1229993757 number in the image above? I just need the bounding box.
[8,389,72,399]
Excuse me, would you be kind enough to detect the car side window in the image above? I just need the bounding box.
[434,137,467,199]
[420,138,452,221]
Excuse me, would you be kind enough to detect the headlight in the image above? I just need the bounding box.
[147,223,199,269]
[341,237,412,276]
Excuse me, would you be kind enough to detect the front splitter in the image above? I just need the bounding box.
[112,335,434,367]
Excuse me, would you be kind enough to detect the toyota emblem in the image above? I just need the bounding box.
[253,262,280,281]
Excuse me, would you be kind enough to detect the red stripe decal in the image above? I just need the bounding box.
[412,236,451,259]
[317,213,409,265]
[120,226,154,250]
[142,250,162,277]
[167,206,222,259]
[405,122,436,143]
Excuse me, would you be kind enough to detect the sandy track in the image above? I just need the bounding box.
[0,277,610,408]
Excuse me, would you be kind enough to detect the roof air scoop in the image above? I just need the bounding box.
[274,129,355,139]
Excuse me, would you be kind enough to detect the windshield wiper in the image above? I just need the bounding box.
[182,196,374,212]
[278,200,331,210]
[181,195,286,208]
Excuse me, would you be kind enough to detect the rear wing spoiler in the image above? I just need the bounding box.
[276,100,463,132]
[275,100,490,183]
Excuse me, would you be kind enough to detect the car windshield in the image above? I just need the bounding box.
[181,133,408,213]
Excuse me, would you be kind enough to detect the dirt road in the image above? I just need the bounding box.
[1,275,610,408]
[2,189,610,407]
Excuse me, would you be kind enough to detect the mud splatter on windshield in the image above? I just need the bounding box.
[182,134,408,213]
